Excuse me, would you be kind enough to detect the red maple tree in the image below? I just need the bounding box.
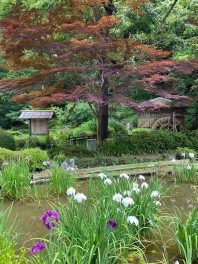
[0,0,196,142]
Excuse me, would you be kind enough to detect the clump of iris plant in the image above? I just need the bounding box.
[30,241,45,255]
[61,159,75,171]
[40,210,59,230]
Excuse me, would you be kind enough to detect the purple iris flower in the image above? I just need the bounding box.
[107,219,117,229]
[45,222,56,230]
[40,210,59,230]
[42,161,50,167]
[61,161,68,167]
[30,241,45,255]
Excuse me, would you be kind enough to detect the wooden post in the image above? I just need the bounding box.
[173,111,177,132]
[28,119,31,148]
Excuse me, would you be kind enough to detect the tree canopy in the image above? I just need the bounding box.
[0,0,197,140]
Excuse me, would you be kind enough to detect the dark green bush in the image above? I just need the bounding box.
[72,119,97,137]
[100,130,198,156]
[51,143,93,159]
[15,137,27,149]
[108,119,128,136]
[172,132,193,149]
[15,135,48,150]
[186,130,198,151]
[0,130,16,150]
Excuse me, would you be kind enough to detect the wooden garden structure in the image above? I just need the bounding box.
[19,110,55,141]
[137,98,187,131]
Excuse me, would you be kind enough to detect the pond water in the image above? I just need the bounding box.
[2,178,198,263]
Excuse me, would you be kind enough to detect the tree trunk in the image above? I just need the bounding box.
[97,78,108,144]
[97,103,108,144]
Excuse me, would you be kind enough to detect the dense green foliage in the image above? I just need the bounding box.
[100,130,198,156]
[0,148,18,164]
[0,130,16,150]
[46,130,198,168]
[0,147,48,170]
[19,148,49,170]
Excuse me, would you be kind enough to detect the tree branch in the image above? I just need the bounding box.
[154,0,179,35]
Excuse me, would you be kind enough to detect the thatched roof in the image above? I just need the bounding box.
[19,110,55,119]
[138,97,188,111]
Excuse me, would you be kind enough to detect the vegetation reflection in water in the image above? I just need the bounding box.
[1,174,198,264]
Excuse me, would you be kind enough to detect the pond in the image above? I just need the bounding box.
[2,177,198,263]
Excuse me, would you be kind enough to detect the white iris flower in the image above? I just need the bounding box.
[189,153,195,158]
[153,201,161,206]
[138,175,145,181]
[98,173,107,179]
[150,191,160,198]
[74,193,87,203]
[113,193,123,202]
[119,173,129,179]
[104,178,112,185]
[66,187,76,196]
[122,197,134,207]
[126,216,139,226]
[141,182,149,189]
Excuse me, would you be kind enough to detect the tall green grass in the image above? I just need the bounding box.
[48,161,76,195]
[0,203,27,263]
[0,160,31,200]
[174,208,198,264]
[172,162,197,183]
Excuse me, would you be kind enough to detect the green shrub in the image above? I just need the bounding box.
[14,137,27,150]
[128,128,151,134]
[52,143,93,159]
[28,136,48,150]
[0,147,49,170]
[108,119,128,136]
[100,130,198,156]
[0,148,18,164]
[175,147,196,160]
[100,131,173,156]
[72,119,97,137]
[15,135,48,150]
[173,132,193,149]
[0,130,16,150]
[20,148,49,170]
[187,130,198,151]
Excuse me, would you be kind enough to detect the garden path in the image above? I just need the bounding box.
[32,156,198,184]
